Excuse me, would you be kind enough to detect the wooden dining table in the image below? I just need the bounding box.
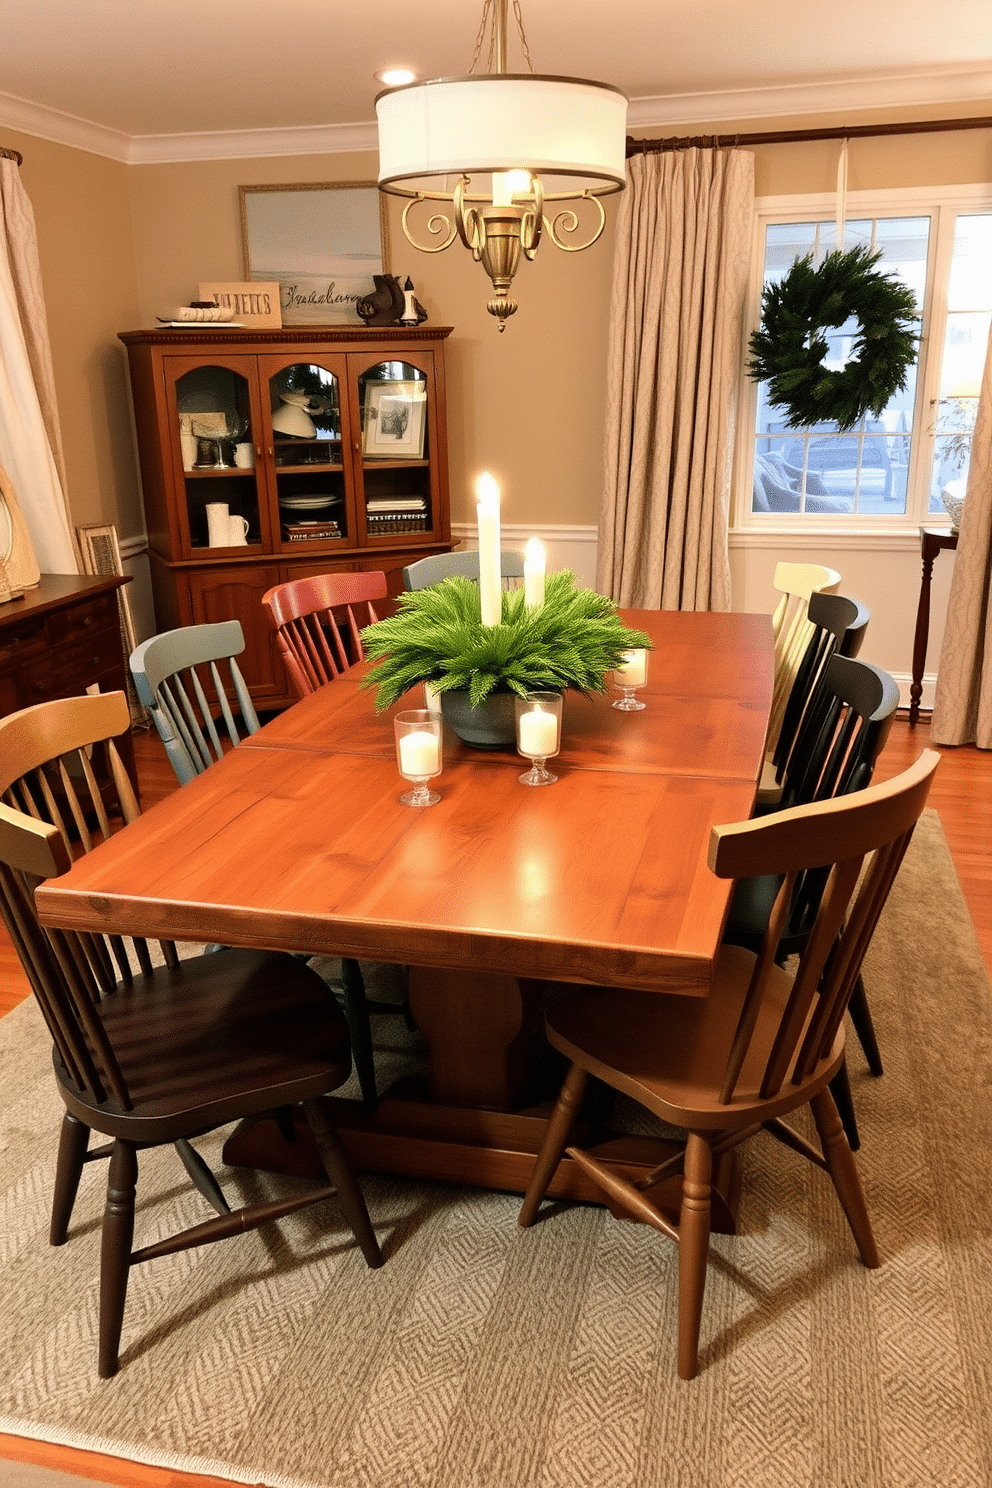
[35,609,773,1227]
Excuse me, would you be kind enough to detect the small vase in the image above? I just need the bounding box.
[439,690,517,749]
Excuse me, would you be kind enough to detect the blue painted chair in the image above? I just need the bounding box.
[402,550,526,590]
[129,619,259,785]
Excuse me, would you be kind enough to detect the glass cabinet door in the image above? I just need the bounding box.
[173,363,263,552]
[355,359,433,542]
[266,361,350,548]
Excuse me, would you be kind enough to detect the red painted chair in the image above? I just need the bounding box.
[262,570,388,699]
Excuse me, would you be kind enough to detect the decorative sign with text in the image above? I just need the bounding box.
[198,281,282,328]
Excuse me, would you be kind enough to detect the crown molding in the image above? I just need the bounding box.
[0,90,132,162]
[128,120,379,165]
[2,65,989,165]
[626,64,992,131]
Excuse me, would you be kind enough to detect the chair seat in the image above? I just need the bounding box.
[544,945,844,1130]
[57,948,353,1143]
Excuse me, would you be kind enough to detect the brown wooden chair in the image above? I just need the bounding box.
[261,570,388,700]
[0,691,383,1378]
[518,749,939,1380]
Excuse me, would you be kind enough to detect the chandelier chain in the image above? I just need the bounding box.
[469,0,495,73]
[512,0,536,73]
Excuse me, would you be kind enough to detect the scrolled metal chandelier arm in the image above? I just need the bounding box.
[543,193,608,253]
[400,196,458,254]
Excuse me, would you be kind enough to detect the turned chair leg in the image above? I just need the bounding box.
[810,1089,879,1269]
[340,958,378,1107]
[518,1064,588,1227]
[302,1098,383,1269]
[50,1112,92,1246]
[677,1133,713,1381]
[848,974,884,1076]
[828,1056,861,1151]
[99,1139,138,1378]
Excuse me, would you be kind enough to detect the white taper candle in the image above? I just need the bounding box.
[476,471,502,626]
[524,537,546,610]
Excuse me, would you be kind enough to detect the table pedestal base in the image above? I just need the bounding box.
[221,1084,742,1234]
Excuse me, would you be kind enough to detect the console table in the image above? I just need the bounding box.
[909,526,959,727]
[0,573,138,791]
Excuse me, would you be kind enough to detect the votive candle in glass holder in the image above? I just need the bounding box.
[515,691,562,786]
[394,709,442,806]
[613,648,648,711]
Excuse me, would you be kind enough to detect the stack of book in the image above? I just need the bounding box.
[365,496,428,534]
[282,518,342,541]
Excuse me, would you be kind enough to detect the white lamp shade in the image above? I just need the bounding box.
[376,75,627,197]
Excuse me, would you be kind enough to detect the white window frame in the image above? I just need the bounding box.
[732,182,992,543]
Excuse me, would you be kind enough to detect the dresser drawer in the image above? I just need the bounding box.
[48,593,118,645]
[0,616,50,668]
[18,631,124,703]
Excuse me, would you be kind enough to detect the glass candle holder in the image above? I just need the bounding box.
[612,648,648,711]
[515,692,562,786]
[394,710,442,806]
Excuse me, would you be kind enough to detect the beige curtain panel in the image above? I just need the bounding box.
[931,321,992,749]
[0,155,77,575]
[597,147,753,610]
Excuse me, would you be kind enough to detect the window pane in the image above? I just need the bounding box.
[948,215,992,309]
[929,215,992,512]
[753,216,928,516]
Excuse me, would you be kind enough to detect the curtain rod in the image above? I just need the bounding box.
[626,115,992,156]
[0,146,23,165]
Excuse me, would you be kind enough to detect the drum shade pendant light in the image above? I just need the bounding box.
[375,0,627,329]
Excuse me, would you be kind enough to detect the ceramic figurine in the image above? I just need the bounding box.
[356,274,406,326]
[400,276,428,326]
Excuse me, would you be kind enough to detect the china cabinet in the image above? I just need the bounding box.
[120,326,454,709]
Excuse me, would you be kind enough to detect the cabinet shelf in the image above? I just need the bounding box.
[121,325,454,710]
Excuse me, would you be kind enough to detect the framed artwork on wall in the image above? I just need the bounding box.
[240,182,390,325]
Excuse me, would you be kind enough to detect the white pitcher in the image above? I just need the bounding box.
[228,514,249,545]
[206,502,230,547]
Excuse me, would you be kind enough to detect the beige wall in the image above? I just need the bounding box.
[8,108,991,685]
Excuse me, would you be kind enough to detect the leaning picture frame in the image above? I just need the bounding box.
[240,182,390,326]
[363,381,427,459]
[75,523,148,726]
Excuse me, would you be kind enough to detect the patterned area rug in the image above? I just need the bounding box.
[1,809,991,1488]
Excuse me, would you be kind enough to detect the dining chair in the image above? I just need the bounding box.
[730,653,901,1146]
[0,691,383,1377]
[757,592,870,809]
[129,619,260,786]
[402,550,526,591]
[765,561,842,758]
[518,749,939,1380]
[262,570,388,700]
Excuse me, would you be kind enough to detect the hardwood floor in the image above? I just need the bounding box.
[1,713,989,1488]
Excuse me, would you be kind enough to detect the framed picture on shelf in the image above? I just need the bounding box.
[362,381,427,459]
[240,182,390,325]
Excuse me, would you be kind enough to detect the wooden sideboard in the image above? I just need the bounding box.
[0,573,138,793]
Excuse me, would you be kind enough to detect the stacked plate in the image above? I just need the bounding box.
[278,494,342,511]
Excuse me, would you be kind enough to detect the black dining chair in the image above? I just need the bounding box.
[726,653,901,1148]
[0,690,383,1377]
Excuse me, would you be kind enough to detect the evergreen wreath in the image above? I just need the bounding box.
[747,244,919,432]
[361,572,652,712]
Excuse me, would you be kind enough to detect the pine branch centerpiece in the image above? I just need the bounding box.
[361,571,652,713]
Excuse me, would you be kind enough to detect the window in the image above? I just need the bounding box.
[742,191,992,528]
